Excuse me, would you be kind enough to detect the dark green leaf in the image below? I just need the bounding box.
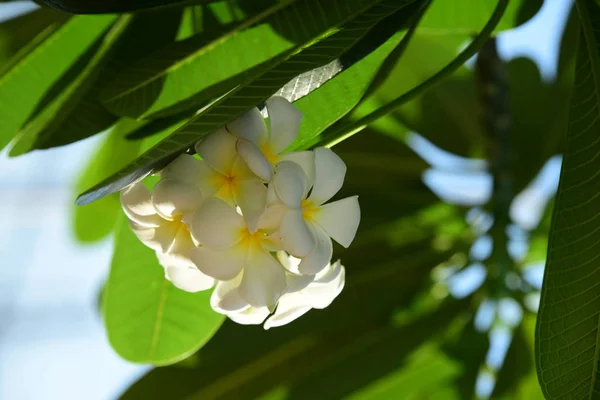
[9,16,130,155]
[77,0,418,205]
[536,0,600,398]
[312,0,509,149]
[35,0,216,14]
[0,15,116,151]
[104,215,224,364]
[0,8,68,73]
[9,8,187,154]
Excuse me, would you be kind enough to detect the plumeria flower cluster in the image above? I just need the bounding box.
[120,97,360,328]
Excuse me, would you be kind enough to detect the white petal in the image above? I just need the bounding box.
[195,159,222,199]
[315,259,343,283]
[258,203,286,232]
[239,246,286,308]
[130,220,178,253]
[234,178,267,233]
[306,262,345,309]
[189,245,247,280]
[230,154,256,181]
[266,182,278,205]
[226,107,267,143]
[121,182,162,227]
[313,196,360,248]
[266,96,303,153]
[280,151,315,189]
[164,264,215,293]
[210,275,248,313]
[194,127,237,175]
[298,224,332,275]
[160,154,202,183]
[190,197,245,249]
[236,139,272,182]
[152,178,202,220]
[273,160,307,208]
[284,270,314,293]
[309,147,346,205]
[227,306,271,325]
[264,293,311,330]
[279,209,316,257]
[277,251,302,274]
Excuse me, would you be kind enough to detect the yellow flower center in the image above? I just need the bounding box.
[260,142,280,165]
[301,199,320,222]
[239,227,267,249]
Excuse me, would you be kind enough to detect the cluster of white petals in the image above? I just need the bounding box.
[120,97,360,328]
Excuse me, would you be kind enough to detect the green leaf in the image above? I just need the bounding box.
[73,118,186,243]
[0,8,68,72]
[8,15,128,156]
[104,215,224,364]
[120,249,463,397]
[77,0,418,205]
[536,1,600,398]
[100,0,418,120]
[35,0,218,14]
[0,15,116,151]
[9,8,188,154]
[313,0,509,149]
[419,0,542,34]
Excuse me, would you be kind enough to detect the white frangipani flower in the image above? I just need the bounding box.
[210,254,345,329]
[193,128,267,232]
[272,148,360,275]
[120,182,214,292]
[189,197,286,308]
[118,97,360,327]
[228,96,315,183]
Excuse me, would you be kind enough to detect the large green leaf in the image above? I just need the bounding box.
[35,0,217,14]
[104,215,224,364]
[311,0,509,149]
[419,0,542,34]
[8,15,128,156]
[77,0,418,205]
[0,8,68,72]
[0,15,116,151]
[9,8,187,155]
[536,0,600,398]
[100,0,408,120]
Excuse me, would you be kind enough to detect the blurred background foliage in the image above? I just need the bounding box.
[0,0,584,398]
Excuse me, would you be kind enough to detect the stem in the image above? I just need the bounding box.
[475,38,514,297]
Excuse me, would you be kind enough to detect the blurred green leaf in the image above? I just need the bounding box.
[104,216,224,364]
[0,8,68,72]
[494,315,543,399]
[120,247,463,398]
[315,0,509,150]
[419,0,542,34]
[77,0,418,205]
[0,15,116,151]
[536,0,600,398]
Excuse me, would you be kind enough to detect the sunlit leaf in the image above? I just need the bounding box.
[0,15,116,151]
[103,216,224,364]
[77,0,419,205]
